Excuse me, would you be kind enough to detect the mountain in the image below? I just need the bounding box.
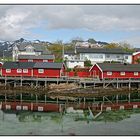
[0,38,109,57]
[0,38,53,57]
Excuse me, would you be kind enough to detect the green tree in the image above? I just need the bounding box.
[135,58,140,64]
[84,60,92,67]
[119,42,134,53]
[104,43,120,49]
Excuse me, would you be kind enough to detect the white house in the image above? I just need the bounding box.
[64,48,132,65]
[77,48,132,64]
[12,43,51,61]
[66,60,84,68]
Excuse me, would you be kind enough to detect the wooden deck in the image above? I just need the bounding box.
[0,76,140,89]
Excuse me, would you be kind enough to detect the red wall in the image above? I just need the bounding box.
[77,71,90,77]
[2,69,33,77]
[90,64,102,79]
[132,53,140,64]
[33,69,61,78]
[103,71,140,79]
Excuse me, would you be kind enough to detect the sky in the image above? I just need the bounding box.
[0,5,140,47]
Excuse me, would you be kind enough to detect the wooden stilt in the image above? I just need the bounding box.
[20,76,23,87]
[36,94,38,103]
[128,93,131,103]
[84,97,86,108]
[20,93,22,103]
[116,94,118,104]
[5,93,7,103]
[57,97,59,104]
[45,94,47,104]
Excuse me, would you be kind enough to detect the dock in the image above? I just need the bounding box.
[0,76,140,89]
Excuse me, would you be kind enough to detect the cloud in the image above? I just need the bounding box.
[0,5,140,41]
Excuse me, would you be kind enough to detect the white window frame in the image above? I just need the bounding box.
[43,60,48,62]
[28,59,33,62]
[17,69,22,73]
[134,72,138,76]
[23,69,28,73]
[38,69,44,73]
[6,69,11,73]
[120,72,125,76]
[107,72,112,75]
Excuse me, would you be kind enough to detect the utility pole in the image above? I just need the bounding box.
[62,43,64,62]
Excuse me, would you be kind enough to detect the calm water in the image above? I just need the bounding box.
[0,110,140,136]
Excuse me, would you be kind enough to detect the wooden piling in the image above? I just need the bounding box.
[5,93,7,103]
[20,93,22,103]
[116,94,118,104]
[36,94,38,103]
[45,94,47,104]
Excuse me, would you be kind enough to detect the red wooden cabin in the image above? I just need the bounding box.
[33,62,65,78]
[132,52,140,64]
[90,63,140,79]
[18,54,55,62]
[1,61,65,78]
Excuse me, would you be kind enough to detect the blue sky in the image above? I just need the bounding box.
[0,5,140,47]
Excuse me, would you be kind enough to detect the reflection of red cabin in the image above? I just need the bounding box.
[90,63,140,79]
[132,52,140,64]
[0,62,3,75]
[1,61,65,78]
[18,55,55,62]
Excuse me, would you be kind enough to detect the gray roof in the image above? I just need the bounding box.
[2,62,35,69]
[18,54,55,60]
[77,48,132,54]
[34,62,63,69]
[97,63,140,72]
[15,43,51,55]
[64,50,75,55]
[2,61,63,69]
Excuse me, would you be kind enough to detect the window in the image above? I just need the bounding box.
[120,72,125,76]
[43,60,48,62]
[23,69,28,73]
[17,69,22,73]
[6,69,11,73]
[38,69,44,73]
[134,72,138,76]
[28,59,33,62]
[125,56,128,59]
[106,55,110,58]
[116,55,120,58]
[107,72,112,75]
[26,45,34,53]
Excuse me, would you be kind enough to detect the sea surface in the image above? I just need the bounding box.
[0,110,140,136]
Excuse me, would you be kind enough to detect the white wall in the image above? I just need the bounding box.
[66,61,84,68]
[80,53,105,63]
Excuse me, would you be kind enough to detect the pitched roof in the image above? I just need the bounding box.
[15,43,51,55]
[77,48,132,54]
[64,50,75,55]
[2,62,35,69]
[34,62,63,69]
[18,54,55,60]
[2,61,63,69]
[97,63,140,72]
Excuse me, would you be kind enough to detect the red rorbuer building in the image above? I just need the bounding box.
[1,61,65,78]
[18,54,55,62]
[132,52,140,64]
[90,63,140,79]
